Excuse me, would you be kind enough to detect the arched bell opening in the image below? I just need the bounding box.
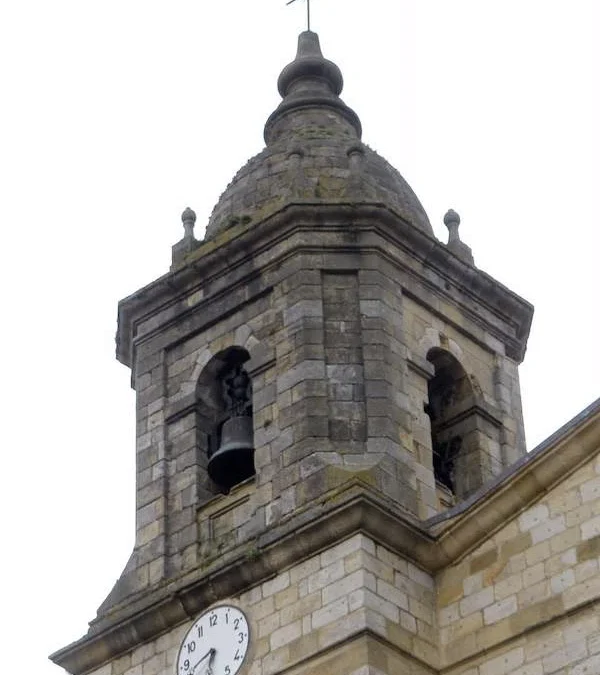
[195,346,255,493]
[424,348,474,500]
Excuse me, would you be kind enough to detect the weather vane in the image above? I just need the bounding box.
[286,0,311,32]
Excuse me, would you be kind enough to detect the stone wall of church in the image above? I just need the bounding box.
[85,534,436,675]
[83,447,600,675]
[439,449,600,673]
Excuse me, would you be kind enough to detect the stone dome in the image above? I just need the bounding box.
[205,32,433,239]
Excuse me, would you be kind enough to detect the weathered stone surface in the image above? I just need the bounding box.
[51,25,600,675]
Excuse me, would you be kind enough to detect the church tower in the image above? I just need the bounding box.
[52,31,535,675]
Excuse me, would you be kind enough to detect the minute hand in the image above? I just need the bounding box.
[191,648,216,674]
[207,648,216,675]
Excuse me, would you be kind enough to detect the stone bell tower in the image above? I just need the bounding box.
[52,31,533,675]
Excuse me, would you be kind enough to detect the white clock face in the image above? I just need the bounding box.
[176,605,251,675]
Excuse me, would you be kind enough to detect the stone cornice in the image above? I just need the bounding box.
[116,203,533,369]
[50,399,600,675]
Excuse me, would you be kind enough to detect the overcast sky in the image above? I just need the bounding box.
[0,2,598,674]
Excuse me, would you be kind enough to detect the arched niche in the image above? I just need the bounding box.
[424,347,503,501]
[195,346,255,492]
[424,348,474,497]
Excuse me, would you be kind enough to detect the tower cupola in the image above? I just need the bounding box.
[205,31,434,239]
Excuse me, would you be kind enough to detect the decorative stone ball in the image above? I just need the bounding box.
[443,209,460,227]
[181,207,196,224]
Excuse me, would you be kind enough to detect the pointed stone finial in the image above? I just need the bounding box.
[443,209,474,265]
[181,207,197,239]
[172,206,199,268]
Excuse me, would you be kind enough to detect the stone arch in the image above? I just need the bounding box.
[425,347,474,498]
[418,329,467,371]
[423,345,501,500]
[189,323,262,390]
[196,346,255,492]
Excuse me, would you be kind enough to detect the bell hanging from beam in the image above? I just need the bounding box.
[208,365,255,490]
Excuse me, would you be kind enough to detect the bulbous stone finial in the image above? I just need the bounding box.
[171,206,199,269]
[182,207,197,238]
[264,31,362,145]
[277,31,343,98]
[443,209,474,265]
[444,209,461,243]
[444,208,460,228]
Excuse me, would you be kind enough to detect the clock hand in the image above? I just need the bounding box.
[191,648,216,674]
[206,647,216,675]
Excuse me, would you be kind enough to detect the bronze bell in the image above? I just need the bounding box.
[208,414,255,490]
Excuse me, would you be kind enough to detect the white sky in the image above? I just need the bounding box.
[0,2,598,674]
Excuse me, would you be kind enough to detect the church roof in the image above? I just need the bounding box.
[205,31,433,239]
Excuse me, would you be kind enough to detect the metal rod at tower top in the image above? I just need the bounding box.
[286,0,311,32]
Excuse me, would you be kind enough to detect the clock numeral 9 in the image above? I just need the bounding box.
[183,659,190,671]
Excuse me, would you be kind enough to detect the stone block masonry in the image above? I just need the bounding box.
[322,271,366,444]
[86,534,437,675]
[105,204,535,614]
[86,444,600,675]
[439,450,600,672]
